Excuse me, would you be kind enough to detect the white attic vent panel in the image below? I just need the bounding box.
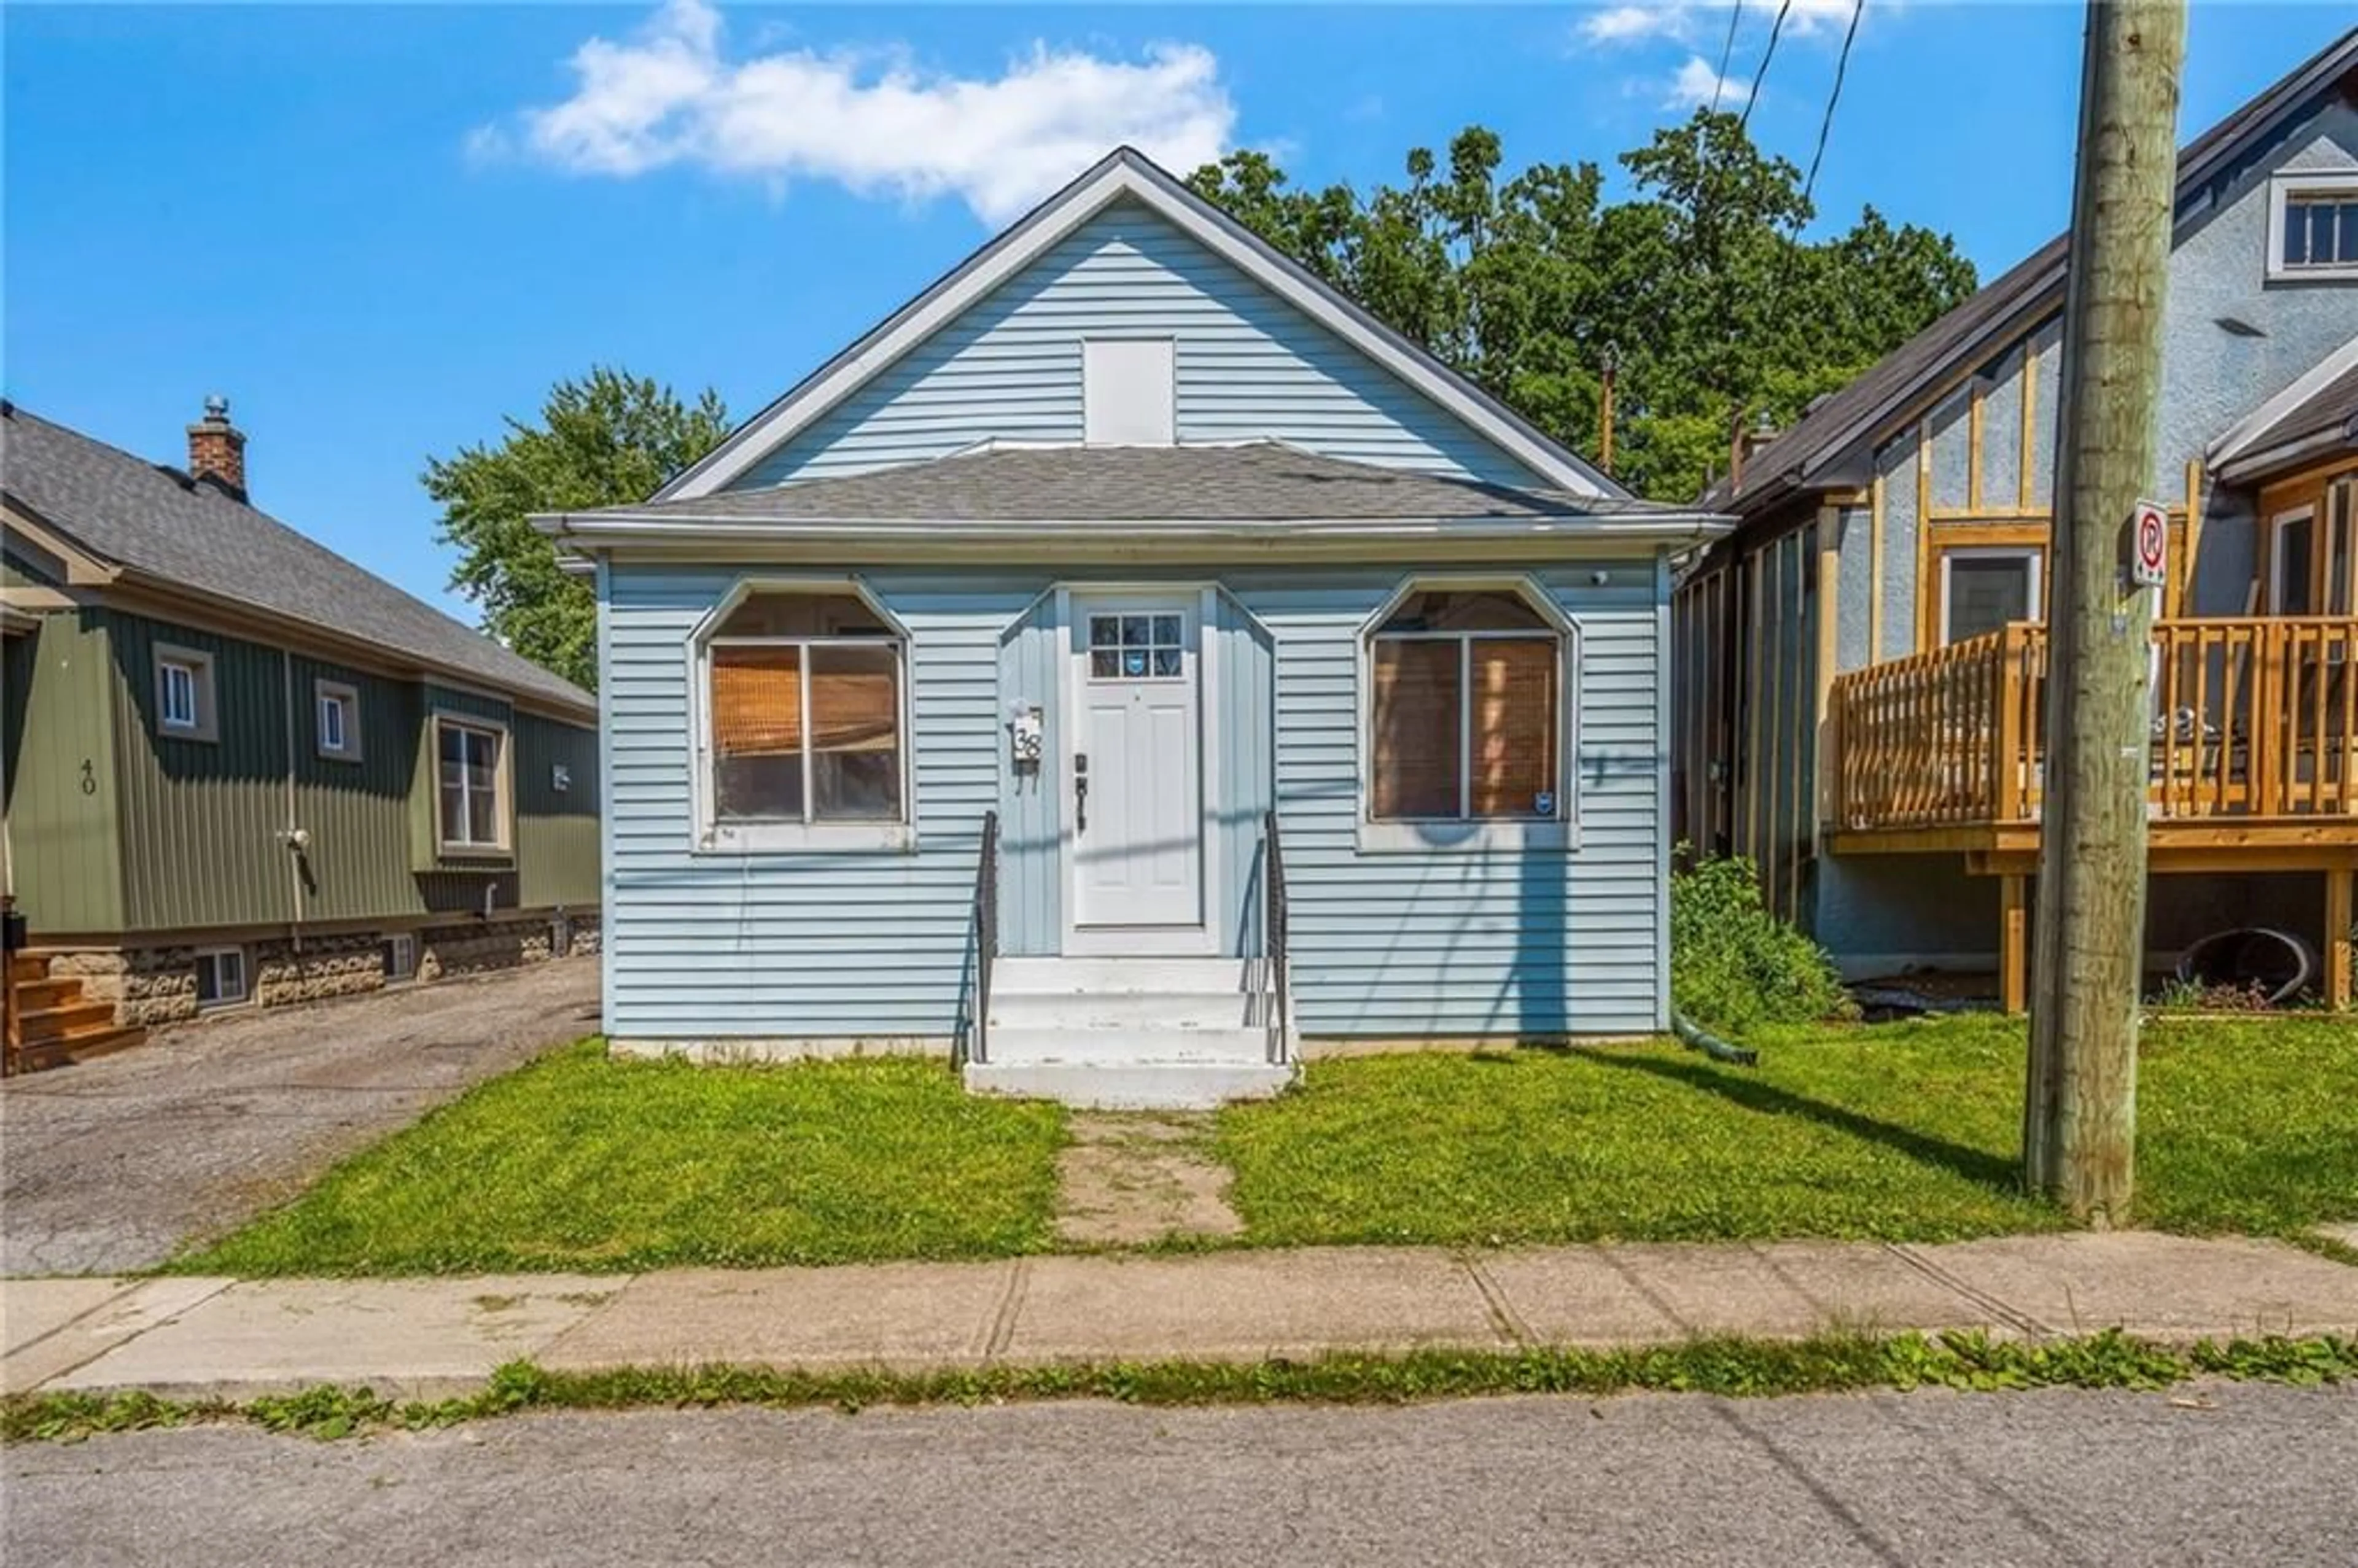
[1083,339,1176,446]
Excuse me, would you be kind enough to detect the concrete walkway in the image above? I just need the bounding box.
[5,1233,2353,1402]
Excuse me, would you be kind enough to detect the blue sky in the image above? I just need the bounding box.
[6,2,2349,622]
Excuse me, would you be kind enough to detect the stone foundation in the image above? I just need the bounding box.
[33,910,599,1027]
[252,931,387,1009]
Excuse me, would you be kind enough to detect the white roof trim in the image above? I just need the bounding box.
[656,150,1613,503]
[2209,333,2358,468]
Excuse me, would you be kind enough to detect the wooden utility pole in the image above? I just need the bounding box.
[2025,0,2185,1223]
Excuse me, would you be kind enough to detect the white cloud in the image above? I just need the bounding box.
[1664,53,1751,110]
[1581,3,1693,46]
[475,0,1238,224]
[1579,1,1866,52]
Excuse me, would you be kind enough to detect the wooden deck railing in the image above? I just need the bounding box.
[1830,618,2358,833]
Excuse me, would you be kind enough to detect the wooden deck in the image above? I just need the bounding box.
[1826,617,2358,1010]
[1829,617,2358,864]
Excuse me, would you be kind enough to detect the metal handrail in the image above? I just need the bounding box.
[971,810,999,1066]
[1262,807,1290,1065]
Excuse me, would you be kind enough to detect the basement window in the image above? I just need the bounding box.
[195,947,248,1009]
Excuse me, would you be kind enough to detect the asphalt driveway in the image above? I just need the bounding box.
[1,958,600,1276]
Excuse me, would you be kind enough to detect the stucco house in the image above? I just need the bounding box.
[540,147,1727,1108]
[2,400,601,1068]
[1674,29,2358,1011]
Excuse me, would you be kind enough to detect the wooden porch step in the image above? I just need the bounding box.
[7,954,47,987]
[15,998,121,1045]
[14,976,84,1012]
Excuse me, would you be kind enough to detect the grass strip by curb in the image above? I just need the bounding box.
[8,1330,2354,1444]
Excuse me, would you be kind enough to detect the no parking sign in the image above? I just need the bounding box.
[2129,499,2168,589]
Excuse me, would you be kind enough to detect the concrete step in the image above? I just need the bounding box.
[963,1060,1294,1111]
[993,957,1246,996]
[989,990,1253,1030]
[982,1023,1272,1066]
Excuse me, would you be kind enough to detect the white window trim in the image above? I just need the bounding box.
[685,576,917,855]
[152,642,218,743]
[2266,169,2358,283]
[1939,546,2045,645]
[1353,573,1581,855]
[2269,505,2318,615]
[433,711,514,855]
[194,945,249,1009]
[315,678,361,762]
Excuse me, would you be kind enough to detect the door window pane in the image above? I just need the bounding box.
[1371,639,1463,818]
[1945,554,2035,644]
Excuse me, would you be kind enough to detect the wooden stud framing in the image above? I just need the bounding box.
[1869,475,1886,662]
[1789,530,1808,918]
[1967,386,1986,514]
[1745,557,1767,867]
[1913,421,1934,652]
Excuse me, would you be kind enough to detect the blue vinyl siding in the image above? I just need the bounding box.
[603,561,1667,1042]
[731,200,1547,491]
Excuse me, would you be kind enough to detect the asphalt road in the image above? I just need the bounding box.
[8,1384,2355,1566]
[0,958,600,1275]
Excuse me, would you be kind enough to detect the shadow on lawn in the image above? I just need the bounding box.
[1581,1049,2029,1197]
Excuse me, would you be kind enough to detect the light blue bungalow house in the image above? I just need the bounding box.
[541,148,1727,1106]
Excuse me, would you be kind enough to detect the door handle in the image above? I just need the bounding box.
[1074,752,1088,834]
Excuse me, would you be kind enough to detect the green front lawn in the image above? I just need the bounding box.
[180,1042,1067,1276]
[1216,1015,2358,1249]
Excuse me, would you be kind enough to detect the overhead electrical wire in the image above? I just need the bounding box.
[1737,0,1799,135]
[1798,0,1869,213]
[1707,0,1749,115]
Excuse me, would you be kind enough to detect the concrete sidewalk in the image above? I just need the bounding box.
[6,1233,2354,1402]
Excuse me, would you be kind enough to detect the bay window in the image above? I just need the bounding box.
[694,583,911,851]
[1363,580,1574,848]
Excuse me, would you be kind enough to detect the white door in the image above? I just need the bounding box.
[1068,595,1205,941]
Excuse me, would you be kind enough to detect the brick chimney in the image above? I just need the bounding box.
[187,395,247,502]
[1729,408,1778,489]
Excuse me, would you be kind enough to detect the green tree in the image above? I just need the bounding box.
[1188,113,1977,500]
[424,369,730,691]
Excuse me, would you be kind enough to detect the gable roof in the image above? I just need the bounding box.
[1709,26,2358,519]
[656,147,1617,503]
[1,403,594,716]
[2209,334,2358,482]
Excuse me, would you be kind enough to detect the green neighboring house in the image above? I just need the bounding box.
[1,398,599,1046]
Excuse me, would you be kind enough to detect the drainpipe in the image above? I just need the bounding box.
[278,650,306,953]
[1671,1007,1758,1066]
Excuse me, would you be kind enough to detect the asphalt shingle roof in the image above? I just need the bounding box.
[2238,360,2358,459]
[594,441,1702,526]
[1,403,591,712]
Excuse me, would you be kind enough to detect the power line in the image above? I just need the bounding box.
[1798,0,1869,212]
[1707,0,1748,115]
[1737,0,1799,134]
